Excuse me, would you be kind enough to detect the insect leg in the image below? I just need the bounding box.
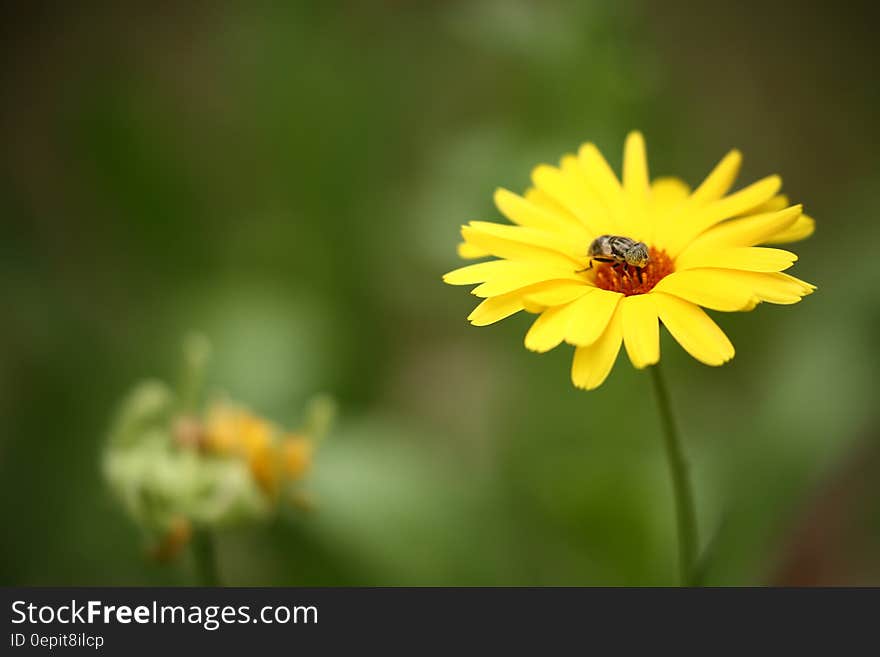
[575,259,593,274]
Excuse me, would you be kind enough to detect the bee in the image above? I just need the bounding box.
[586,235,649,269]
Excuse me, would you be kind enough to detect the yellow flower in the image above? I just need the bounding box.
[444,132,816,390]
[279,433,314,481]
[202,403,243,455]
[201,401,319,497]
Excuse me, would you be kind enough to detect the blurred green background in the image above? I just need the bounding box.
[2,1,879,586]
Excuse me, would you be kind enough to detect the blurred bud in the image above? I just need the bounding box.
[108,381,174,447]
[103,335,336,562]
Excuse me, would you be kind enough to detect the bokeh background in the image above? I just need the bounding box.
[2,1,879,586]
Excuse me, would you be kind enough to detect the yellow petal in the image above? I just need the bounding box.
[682,205,802,251]
[576,142,627,232]
[652,269,757,311]
[457,241,489,259]
[468,221,583,260]
[494,188,585,234]
[577,142,624,206]
[735,271,816,304]
[530,163,608,236]
[472,271,585,298]
[645,177,691,245]
[571,307,623,390]
[743,193,788,215]
[777,271,817,291]
[443,260,582,296]
[524,295,592,353]
[675,246,797,273]
[653,292,734,366]
[525,287,623,352]
[467,280,595,326]
[650,177,691,212]
[467,291,526,326]
[689,149,742,205]
[565,289,623,346]
[443,259,506,285]
[654,268,814,311]
[623,131,650,202]
[524,187,572,216]
[461,223,579,268]
[621,294,660,368]
[763,213,815,244]
[692,175,783,230]
[523,281,594,307]
[662,175,782,255]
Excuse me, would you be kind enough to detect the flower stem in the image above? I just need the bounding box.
[649,363,698,585]
[192,530,222,587]
[177,333,211,414]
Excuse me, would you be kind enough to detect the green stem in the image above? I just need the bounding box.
[649,363,698,585]
[177,333,211,414]
[192,530,222,587]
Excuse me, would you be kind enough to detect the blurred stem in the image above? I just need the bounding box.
[192,530,221,587]
[649,363,698,586]
[177,333,211,413]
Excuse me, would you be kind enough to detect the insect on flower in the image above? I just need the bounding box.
[586,234,650,269]
[443,131,816,390]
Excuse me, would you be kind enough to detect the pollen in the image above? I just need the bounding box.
[594,247,674,296]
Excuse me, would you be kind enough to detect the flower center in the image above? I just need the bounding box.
[593,246,673,296]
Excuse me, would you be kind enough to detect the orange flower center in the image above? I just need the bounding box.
[593,247,674,296]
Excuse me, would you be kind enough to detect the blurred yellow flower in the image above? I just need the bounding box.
[280,434,314,480]
[444,132,816,389]
[201,402,318,498]
[103,343,335,570]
